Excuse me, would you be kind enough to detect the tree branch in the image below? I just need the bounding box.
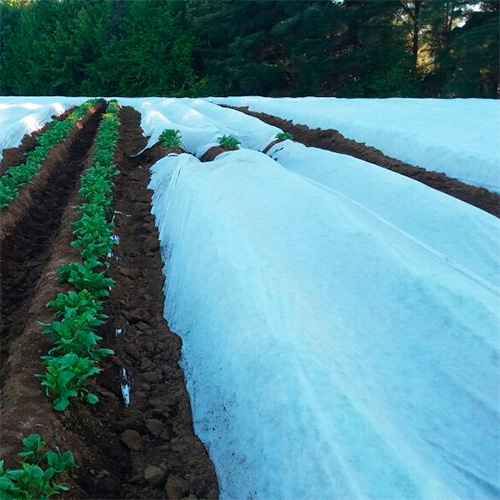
[399,1,416,20]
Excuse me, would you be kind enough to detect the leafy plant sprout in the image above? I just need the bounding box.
[0,434,77,498]
[275,131,293,142]
[159,129,182,152]
[38,353,101,411]
[39,100,120,412]
[218,135,240,150]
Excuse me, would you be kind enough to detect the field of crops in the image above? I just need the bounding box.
[0,97,499,500]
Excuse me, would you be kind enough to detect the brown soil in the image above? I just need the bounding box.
[200,146,232,162]
[0,105,106,476]
[0,105,104,242]
[0,104,104,387]
[227,105,500,218]
[0,105,218,499]
[0,107,75,177]
[62,106,218,499]
[262,139,280,154]
[141,142,178,163]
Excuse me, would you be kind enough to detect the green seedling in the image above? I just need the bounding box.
[159,129,182,152]
[57,262,114,297]
[44,448,77,475]
[47,290,106,321]
[40,307,113,360]
[275,131,293,142]
[218,135,240,150]
[39,353,101,411]
[71,210,116,261]
[0,435,76,499]
[18,435,46,465]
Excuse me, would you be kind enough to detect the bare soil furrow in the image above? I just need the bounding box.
[0,107,75,177]
[0,105,104,389]
[57,106,218,499]
[0,104,218,498]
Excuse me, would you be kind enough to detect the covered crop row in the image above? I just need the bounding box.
[143,98,500,499]
[38,100,121,411]
[0,99,99,210]
[0,98,87,164]
[210,97,500,194]
[116,97,281,157]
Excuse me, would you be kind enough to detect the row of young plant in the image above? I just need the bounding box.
[38,100,121,412]
[158,129,242,155]
[0,435,77,499]
[0,121,291,499]
[217,132,292,153]
[0,101,121,499]
[158,129,291,156]
[216,132,292,152]
[0,99,101,211]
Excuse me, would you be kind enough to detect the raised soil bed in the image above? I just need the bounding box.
[0,105,218,499]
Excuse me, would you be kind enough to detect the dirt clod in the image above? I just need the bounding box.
[166,474,190,499]
[121,430,144,451]
[124,343,142,360]
[146,419,164,436]
[141,357,153,371]
[144,465,165,487]
[120,267,141,280]
[151,394,180,409]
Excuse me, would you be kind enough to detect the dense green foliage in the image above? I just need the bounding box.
[0,99,98,210]
[0,434,76,499]
[159,129,182,152]
[0,0,498,98]
[40,353,101,410]
[218,135,240,150]
[39,100,120,411]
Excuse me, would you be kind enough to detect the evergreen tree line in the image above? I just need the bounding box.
[0,0,498,97]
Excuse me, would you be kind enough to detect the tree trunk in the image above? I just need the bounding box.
[412,0,422,69]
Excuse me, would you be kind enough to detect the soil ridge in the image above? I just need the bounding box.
[226,105,500,218]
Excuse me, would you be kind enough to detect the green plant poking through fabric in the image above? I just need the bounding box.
[218,135,240,150]
[275,132,293,142]
[39,100,120,411]
[0,99,100,211]
[0,434,77,499]
[159,129,182,152]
